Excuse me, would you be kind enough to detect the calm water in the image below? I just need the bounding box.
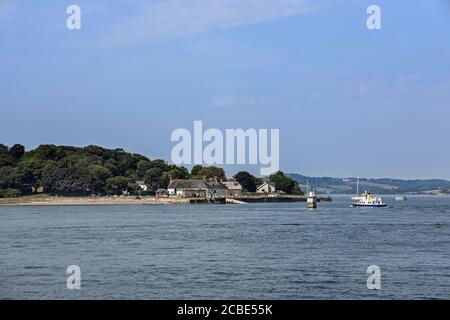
[1,195,449,299]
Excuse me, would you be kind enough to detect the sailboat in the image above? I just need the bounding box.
[351,177,387,207]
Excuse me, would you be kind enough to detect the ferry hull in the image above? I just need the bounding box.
[352,203,387,207]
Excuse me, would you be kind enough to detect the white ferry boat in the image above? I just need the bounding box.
[351,177,387,207]
[352,191,387,207]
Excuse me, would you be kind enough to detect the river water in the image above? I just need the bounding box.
[1,195,449,299]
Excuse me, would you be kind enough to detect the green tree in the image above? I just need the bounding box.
[269,171,303,195]
[167,166,190,180]
[127,182,141,196]
[88,165,112,194]
[40,162,62,193]
[27,144,66,162]
[0,153,14,167]
[193,166,226,180]
[124,169,138,181]
[14,157,47,192]
[9,144,25,160]
[0,188,22,198]
[0,166,14,190]
[105,176,133,195]
[104,159,119,176]
[158,172,170,189]
[11,167,36,194]
[136,160,153,178]
[150,159,168,171]
[0,144,14,167]
[0,144,8,154]
[58,164,92,195]
[144,168,163,190]
[191,165,203,176]
[234,171,257,192]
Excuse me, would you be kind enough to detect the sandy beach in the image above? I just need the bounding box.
[0,195,190,206]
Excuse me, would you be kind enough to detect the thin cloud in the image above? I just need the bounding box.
[210,94,286,108]
[0,1,12,19]
[108,0,318,44]
[339,84,370,97]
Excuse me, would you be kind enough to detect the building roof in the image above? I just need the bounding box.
[206,179,228,190]
[222,181,243,190]
[168,179,208,189]
[136,181,146,185]
[167,179,227,190]
[257,181,276,190]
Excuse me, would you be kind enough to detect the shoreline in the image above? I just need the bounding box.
[0,195,332,206]
[0,196,191,206]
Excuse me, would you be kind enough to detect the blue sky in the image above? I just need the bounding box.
[1,0,450,179]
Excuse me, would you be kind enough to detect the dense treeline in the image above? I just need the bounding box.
[0,144,302,197]
[0,144,188,197]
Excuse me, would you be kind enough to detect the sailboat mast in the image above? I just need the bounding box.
[356,177,359,195]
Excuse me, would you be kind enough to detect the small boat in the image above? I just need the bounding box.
[352,191,387,207]
[394,195,407,201]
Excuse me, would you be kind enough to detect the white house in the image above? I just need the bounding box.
[256,180,276,193]
[206,179,228,198]
[167,178,228,199]
[222,180,243,197]
[135,181,148,192]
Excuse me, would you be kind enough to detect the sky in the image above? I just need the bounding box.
[1,0,450,179]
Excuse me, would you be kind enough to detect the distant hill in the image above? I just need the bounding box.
[287,174,450,195]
